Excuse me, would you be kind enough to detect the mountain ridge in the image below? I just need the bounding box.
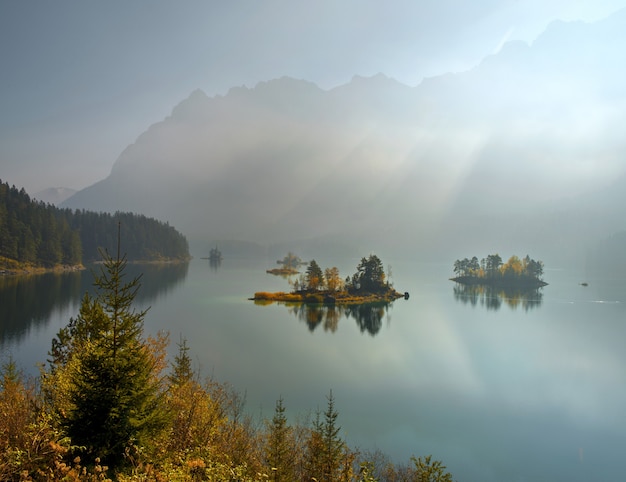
[62,10,626,262]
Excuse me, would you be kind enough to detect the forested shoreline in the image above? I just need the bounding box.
[0,180,189,272]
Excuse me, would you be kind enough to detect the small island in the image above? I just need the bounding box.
[450,254,547,288]
[200,245,222,261]
[266,251,306,275]
[252,254,407,304]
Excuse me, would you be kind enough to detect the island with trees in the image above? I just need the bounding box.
[253,254,407,304]
[450,253,547,288]
[265,251,307,275]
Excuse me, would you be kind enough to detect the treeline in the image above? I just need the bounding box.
[294,254,389,294]
[0,180,189,268]
[0,250,454,481]
[453,254,545,281]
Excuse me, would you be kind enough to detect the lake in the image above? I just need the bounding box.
[2,255,625,482]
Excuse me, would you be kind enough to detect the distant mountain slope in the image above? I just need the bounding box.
[34,187,77,206]
[63,10,626,262]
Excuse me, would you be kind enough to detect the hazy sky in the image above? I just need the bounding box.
[2,0,625,194]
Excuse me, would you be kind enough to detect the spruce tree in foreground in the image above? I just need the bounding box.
[264,396,295,481]
[46,236,168,467]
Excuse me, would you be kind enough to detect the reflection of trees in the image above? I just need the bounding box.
[286,301,391,335]
[0,262,189,347]
[452,283,543,311]
[0,271,83,347]
[209,258,221,271]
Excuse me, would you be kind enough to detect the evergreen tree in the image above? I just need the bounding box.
[306,259,324,291]
[352,254,386,293]
[321,389,344,481]
[169,335,194,387]
[304,410,325,480]
[46,232,168,466]
[304,390,345,482]
[410,455,454,482]
[264,396,295,481]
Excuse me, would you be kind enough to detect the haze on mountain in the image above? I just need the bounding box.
[61,9,626,265]
[34,187,77,206]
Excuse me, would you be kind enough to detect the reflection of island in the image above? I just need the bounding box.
[453,283,543,311]
[201,246,222,270]
[287,301,392,335]
[253,255,405,334]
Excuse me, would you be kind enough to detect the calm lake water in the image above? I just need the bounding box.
[2,255,625,482]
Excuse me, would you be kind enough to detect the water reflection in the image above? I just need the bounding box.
[0,270,83,346]
[0,262,189,347]
[285,302,392,335]
[207,258,222,271]
[452,282,543,311]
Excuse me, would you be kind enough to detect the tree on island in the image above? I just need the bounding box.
[351,254,386,293]
[256,254,403,304]
[325,266,343,292]
[306,260,325,291]
[452,253,546,287]
[277,251,304,269]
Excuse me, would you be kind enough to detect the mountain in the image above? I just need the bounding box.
[63,10,626,264]
[34,187,77,206]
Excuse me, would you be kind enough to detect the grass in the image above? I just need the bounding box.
[251,289,405,305]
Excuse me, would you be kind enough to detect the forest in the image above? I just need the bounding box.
[451,254,546,288]
[0,180,189,270]
[0,249,454,482]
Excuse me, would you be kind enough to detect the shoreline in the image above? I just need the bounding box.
[450,275,548,288]
[250,289,407,305]
[0,264,86,277]
[1,257,191,277]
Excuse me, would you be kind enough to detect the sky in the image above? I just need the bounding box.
[2,0,626,195]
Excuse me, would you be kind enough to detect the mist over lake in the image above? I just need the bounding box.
[3,255,625,481]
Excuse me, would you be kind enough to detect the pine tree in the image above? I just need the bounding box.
[321,389,344,481]
[306,259,324,291]
[304,390,345,482]
[410,455,454,482]
[46,228,168,467]
[169,335,194,387]
[264,396,294,481]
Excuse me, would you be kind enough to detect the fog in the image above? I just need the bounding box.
[1,2,626,271]
[56,10,626,268]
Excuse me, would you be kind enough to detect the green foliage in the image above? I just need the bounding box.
[0,179,189,268]
[453,253,544,282]
[305,390,346,482]
[306,259,325,291]
[0,181,81,268]
[169,335,194,387]
[352,254,386,293]
[46,246,169,467]
[264,397,295,481]
[410,455,454,482]
[72,210,190,262]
